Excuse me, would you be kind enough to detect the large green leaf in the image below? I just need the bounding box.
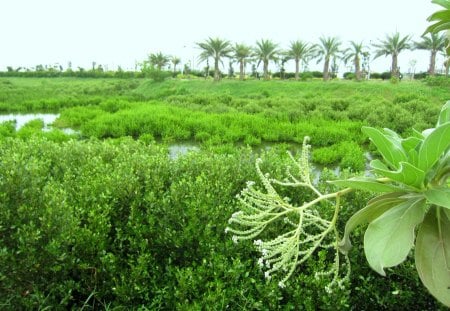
[418,122,450,173]
[339,192,406,254]
[437,101,450,127]
[431,0,450,10]
[401,137,422,153]
[364,198,427,276]
[424,187,450,209]
[362,127,407,170]
[329,177,403,193]
[372,161,425,189]
[415,207,450,307]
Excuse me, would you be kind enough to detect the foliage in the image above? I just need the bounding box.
[372,32,412,77]
[232,43,253,81]
[315,36,341,81]
[196,37,232,81]
[414,32,448,74]
[343,41,367,81]
[285,40,316,80]
[0,137,444,309]
[0,77,448,308]
[254,39,280,80]
[148,52,170,71]
[227,102,450,307]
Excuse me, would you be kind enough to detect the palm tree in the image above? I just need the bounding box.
[285,40,315,80]
[316,36,341,81]
[149,52,170,71]
[343,41,366,81]
[171,56,181,75]
[414,33,447,75]
[424,0,450,75]
[424,0,450,56]
[372,32,411,78]
[232,43,253,80]
[254,39,279,80]
[196,37,232,81]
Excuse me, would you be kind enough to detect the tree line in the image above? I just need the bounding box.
[147,32,448,82]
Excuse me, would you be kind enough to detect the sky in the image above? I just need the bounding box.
[0,0,447,75]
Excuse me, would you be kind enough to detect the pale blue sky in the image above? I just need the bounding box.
[0,0,446,74]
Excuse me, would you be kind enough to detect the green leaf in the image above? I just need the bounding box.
[437,101,450,127]
[415,207,450,307]
[372,161,425,189]
[418,123,450,173]
[370,159,389,171]
[427,10,450,22]
[364,198,427,276]
[339,192,406,254]
[424,187,450,209]
[401,137,422,153]
[431,0,450,10]
[329,177,403,193]
[362,127,407,170]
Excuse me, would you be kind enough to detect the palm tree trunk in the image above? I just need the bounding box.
[263,61,269,80]
[239,60,244,80]
[428,51,436,75]
[295,58,300,80]
[354,56,361,81]
[214,58,220,81]
[391,54,398,78]
[323,58,330,81]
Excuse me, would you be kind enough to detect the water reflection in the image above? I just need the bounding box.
[0,113,59,131]
[168,143,200,159]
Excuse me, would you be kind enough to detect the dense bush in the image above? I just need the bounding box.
[0,137,443,309]
[380,72,392,80]
[343,72,356,80]
[369,72,382,79]
[423,75,450,87]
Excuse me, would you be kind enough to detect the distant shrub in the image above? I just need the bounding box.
[380,72,392,80]
[369,72,382,79]
[413,72,428,80]
[0,121,16,138]
[99,98,131,113]
[299,72,313,81]
[423,75,450,87]
[145,69,172,82]
[343,72,355,80]
[310,71,323,78]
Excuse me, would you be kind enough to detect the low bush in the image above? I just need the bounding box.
[0,137,442,309]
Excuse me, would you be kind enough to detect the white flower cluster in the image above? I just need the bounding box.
[226,136,351,293]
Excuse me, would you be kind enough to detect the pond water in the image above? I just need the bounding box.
[0,113,59,131]
[168,143,200,159]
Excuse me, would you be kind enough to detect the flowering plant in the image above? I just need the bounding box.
[227,101,450,306]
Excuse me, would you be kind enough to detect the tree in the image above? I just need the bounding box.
[285,40,315,80]
[254,39,279,80]
[343,41,366,81]
[149,52,170,71]
[171,56,181,75]
[372,32,411,78]
[424,0,450,75]
[414,33,447,75]
[232,43,253,80]
[316,36,341,81]
[196,37,232,81]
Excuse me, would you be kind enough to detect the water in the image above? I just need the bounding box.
[168,143,200,159]
[0,113,59,131]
